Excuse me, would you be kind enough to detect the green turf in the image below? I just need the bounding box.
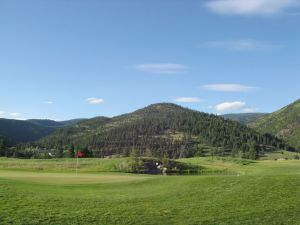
[0,157,299,225]
[260,150,300,160]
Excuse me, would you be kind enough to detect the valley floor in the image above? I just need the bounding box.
[0,157,299,225]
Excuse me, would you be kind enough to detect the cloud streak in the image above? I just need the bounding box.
[204,0,300,16]
[202,84,256,92]
[134,63,187,74]
[10,112,22,117]
[86,97,104,105]
[201,39,282,52]
[215,101,246,112]
[243,107,256,113]
[0,111,5,117]
[174,97,202,103]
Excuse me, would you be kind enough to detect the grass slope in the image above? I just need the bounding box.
[0,157,299,225]
[249,99,300,149]
[222,113,268,124]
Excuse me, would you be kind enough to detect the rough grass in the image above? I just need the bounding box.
[0,157,299,225]
[260,150,300,160]
[0,157,129,173]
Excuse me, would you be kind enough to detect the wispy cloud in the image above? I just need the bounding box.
[44,101,53,104]
[215,101,246,112]
[10,112,22,117]
[204,0,300,16]
[202,84,256,92]
[174,97,202,103]
[243,107,256,113]
[201,39,283,52]
[86,97,104,105]
[134,63,187,74]
[0,111,5,117]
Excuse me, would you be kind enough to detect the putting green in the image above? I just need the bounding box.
[0,170,151,185]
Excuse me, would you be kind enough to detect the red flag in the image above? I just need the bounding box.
[76,151,84,158]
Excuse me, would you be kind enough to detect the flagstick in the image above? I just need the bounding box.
[76,150,79,177]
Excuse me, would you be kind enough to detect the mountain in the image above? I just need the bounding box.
[59,119,87,127]
[0,119,55,143]
[37,103,285,159]
[249,99,300,149]
[222,113,269,124]
[27,119,86,128]
[0,135,14,147]
[0,118,84,143]
[26,119,64,128]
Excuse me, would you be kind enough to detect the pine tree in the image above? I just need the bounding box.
[69,144,75,158]
[145,147,152,158]
[248,142,257,160]
[129,147,139,172]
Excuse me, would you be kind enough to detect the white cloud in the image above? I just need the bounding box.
[202,84,255,92]
[10,112,22,117]
[201,39,282,52]
[204,0,300,16]
[243,107,257,113]
[44,101,53,104]
[174,97,202,103]
[86,97,104,105]
[134,63,187,74]
[0,111,5,117]
[215,101,246,112]
[13,117,27,120]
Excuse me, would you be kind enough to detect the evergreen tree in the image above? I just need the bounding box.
[129,147,139,172]
[248,142,257,160]
[56,145,64,158]
[69,144,75,158]
[0,141,5,157]
[145,147,152,158]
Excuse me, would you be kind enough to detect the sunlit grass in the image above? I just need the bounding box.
[0,157,299,225]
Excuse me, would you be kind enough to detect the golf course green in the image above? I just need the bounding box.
[0,157,299,225]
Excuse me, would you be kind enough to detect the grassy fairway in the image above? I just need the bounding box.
[0,158,299,225]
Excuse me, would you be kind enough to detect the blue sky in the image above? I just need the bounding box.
[0,0,299,120]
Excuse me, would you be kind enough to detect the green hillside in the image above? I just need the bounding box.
[222,113,268,124]
[249,99,300,149]
[0,119,84,143]
[0,119,56,143]
[27,119,86,127]
[37,103,285,159]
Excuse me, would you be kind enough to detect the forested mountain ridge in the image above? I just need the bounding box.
[0,119,55,143]
[0,118,85,143]
[249,99,300,149]
[36,103,287,159]
[27,119,86,128]
[222,113,269,124]
[0,135,14,148]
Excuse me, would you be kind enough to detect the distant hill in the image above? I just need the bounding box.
[249,99,300,149]
[0,118,84,143]
[0,135,14,148]
[59,119,87,127]
[26,119,64,128]
[222,113,268,124]
[37,103,285,159]
[27,119,86,128]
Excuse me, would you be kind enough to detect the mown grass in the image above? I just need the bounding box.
[0,157,299,225]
